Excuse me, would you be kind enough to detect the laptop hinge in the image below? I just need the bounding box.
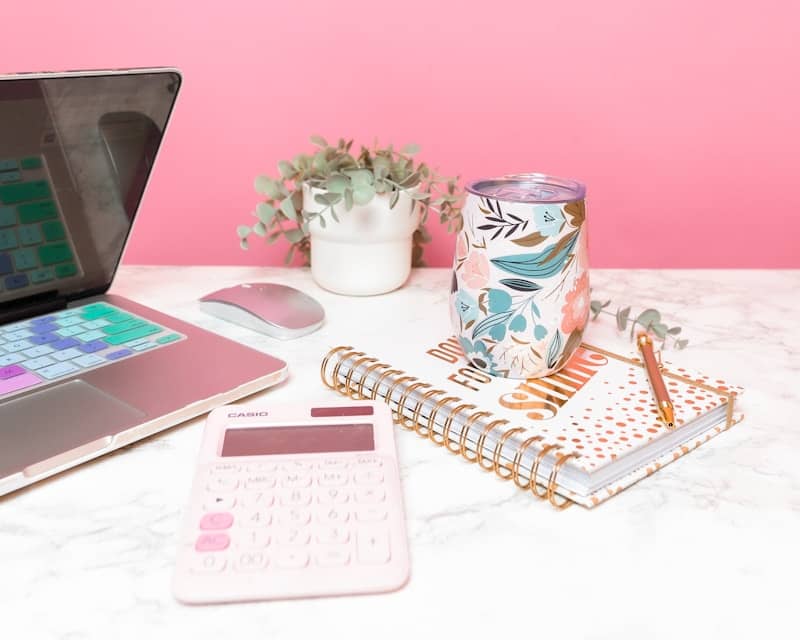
[0,290,67,325]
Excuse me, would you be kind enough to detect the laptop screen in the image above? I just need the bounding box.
[0,70,180,316]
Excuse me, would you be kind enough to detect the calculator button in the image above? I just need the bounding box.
[355,455,383,468]
[315,526,350,545]
[354,486,385,504]
[191,553,228,573]
[207,476,239,492]
[316,546,350,567]
[318,458,349,471]
[281,473,312,488]
[209,463,241,474]
[275,527,311,546]
[244,474,277,490]
[355,506,388,522]
[236,551,269,572]
[199,512,234,530]
[318,470,348,487]
[353,469,383,486]
[237,491,274,509]
[274,548,309,570]
[275,507,311,527]
[317,507,349,525]
[195,533,231,552]
[279,488,312,506]
[204,494,236,511]
[356,528,391,565]
[281,461,312,473]
[239,529,271,549]
[240,509,271,527]
[245,462,277,473]
[317,487,349,505]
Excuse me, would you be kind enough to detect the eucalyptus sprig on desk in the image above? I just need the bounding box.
[589,300,689,350]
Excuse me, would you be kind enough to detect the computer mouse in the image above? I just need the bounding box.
[199,283,325,339]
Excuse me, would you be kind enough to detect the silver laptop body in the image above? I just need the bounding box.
[0,69,287,495]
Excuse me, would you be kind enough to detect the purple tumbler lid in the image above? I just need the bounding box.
[466,173,586,204]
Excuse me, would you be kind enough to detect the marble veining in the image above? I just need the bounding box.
[1,267,797,640]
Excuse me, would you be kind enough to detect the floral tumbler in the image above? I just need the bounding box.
[450,174,589,379]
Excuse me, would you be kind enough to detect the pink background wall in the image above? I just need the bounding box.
[3,1,798,268]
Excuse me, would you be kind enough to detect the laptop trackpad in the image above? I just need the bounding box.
[0,380,145,479]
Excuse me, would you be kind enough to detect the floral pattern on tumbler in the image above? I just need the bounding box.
[451,176,588,379]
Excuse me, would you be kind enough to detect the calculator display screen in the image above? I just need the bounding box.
[221,423,375,456]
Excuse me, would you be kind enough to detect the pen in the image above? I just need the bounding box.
[637,333,675,429]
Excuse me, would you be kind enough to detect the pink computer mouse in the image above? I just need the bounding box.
[199,283,325,339]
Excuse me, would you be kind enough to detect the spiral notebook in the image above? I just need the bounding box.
[320,336,743,509]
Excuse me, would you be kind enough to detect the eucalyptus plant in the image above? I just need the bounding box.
[238,136,464,265]
[590,299,689,349]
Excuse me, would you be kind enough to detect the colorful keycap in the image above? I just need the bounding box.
[0,181,52,205]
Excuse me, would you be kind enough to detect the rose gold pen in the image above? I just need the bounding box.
[637,333,675,429]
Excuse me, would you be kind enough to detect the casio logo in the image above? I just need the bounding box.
[228,411,269,418]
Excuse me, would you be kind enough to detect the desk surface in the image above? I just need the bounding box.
[3,267,796,640]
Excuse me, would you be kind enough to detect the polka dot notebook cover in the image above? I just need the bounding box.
[321,335,743,509]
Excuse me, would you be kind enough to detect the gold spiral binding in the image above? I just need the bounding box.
[395,381,433,430]
[356,361,390,400]
[441,403,478,453]
[370,368,404,401]
[411,388,446,437]
[492,427,525,479]
[459,411,492,461]
[331,350,364,394]
[511,435,544,490]
[344,356,377,399]
[530,443,562,499]
[547,452,579,509]
[426,395,461,445]
[320,345,353,389]
[475,419,509,471]
[385,374,418,419]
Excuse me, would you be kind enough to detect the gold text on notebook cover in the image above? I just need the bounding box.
[428,338,608,420]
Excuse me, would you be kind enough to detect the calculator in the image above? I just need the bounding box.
[172,401,410,603]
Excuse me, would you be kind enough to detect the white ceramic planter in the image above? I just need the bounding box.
[304,185,421,296]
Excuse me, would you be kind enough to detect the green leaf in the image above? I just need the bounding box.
[667,326,682,335]
[676,339,689,350]
[472,311,513,340]
[546,330,564,369]
[253,221,266,236]
[284,228,305,243]
[344,188,354,210]
[278,160,294,179]
[389,189,400,209]
[635,308,661,330]
[345,169,373,186]
[616,306,631,331]
[239,238,248,250]
[491,232,580,279]
[326,174,349,194]
[353,184,376,205]
[499,278,542,293]
[254,175,282,199]
[402,143,420,155]
[409,191,431,200]
[280,197,297,221]
[314,192,342,206]
[310,134,328,147]
[590,300,604,319]
[318,215,327,228]
[312,151,328,173]
[256,202,275,223]
[651,322,668,339]
[236,225,250,239]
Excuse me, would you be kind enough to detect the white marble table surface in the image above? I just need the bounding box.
[2,267,797,640]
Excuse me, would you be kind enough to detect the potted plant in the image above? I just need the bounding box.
[237,136,463,295]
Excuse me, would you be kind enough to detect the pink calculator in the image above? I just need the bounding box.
[172,400,410,604]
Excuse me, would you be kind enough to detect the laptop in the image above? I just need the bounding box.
[0,68,288,496]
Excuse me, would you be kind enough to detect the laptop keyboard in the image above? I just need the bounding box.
[0,156,81,294]
[0,302,185,399]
